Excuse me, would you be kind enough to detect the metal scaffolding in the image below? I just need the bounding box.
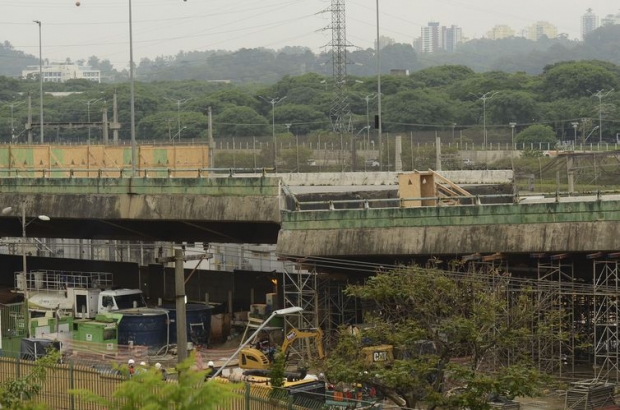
[273,252,620,383]
[590,252,620,381]
[533,253,576,377]
[281,260,319,365]
[318,275,358,347]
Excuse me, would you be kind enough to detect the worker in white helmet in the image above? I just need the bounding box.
[127,359,135,377]
[205,360,216,379]
[136,361,148,374]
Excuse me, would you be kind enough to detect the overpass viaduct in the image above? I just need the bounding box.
[0,170,618,264]
[0,175,282,244]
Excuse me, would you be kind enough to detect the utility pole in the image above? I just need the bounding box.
[157,250,212,364]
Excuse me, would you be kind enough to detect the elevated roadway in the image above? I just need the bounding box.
[1,168,619,263]
[277,192,620,258]
[0,174,282,244]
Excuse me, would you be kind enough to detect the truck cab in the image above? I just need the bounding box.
[99,289,146,312]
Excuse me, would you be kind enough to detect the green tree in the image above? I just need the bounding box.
[273,104,328,135]
[539,61,617,100]
[410,65,475,88]
[324,266,546,410]
[382,89,455,132]
[0,349,61,410]
[215,106,269,137]
[515,124,558,147]
[487,91,539,124]
[72,356,234,410]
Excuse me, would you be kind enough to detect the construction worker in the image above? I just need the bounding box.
[205,360,216,379]
[128,359,135,377]
[136,361,148,374]
[155,362,167,380]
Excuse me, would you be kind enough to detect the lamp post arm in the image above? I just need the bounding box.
[208,310,278,381]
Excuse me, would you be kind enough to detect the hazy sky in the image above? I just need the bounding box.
[2,0,619,69]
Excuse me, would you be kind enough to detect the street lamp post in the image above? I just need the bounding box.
[166,98,191,143]
[84,98,103,143]
[364,93,377,152]
[471,91,499,148]
[509,122,517,149]
[355,125,370,171]
[2,101,25,140]
[33,20,43,143]
[571,122,579,147]
[208,306,304,381]
[2,203,50,338]
[589,89,613,144]
[259,96,287,171]
[170,126,187,142]
[585,126,600,143]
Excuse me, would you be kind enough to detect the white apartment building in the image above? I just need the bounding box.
[582,8,599,39]
[486,25,516,40]
[421,22,441,53]
[415,22,463,53]
[526,21,558,41]
[22,63,101,83]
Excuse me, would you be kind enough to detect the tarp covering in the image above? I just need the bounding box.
[20,338,60,360]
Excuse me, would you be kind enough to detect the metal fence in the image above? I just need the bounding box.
[0,357,380,410]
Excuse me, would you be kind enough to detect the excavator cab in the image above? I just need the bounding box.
[239,327,325,370]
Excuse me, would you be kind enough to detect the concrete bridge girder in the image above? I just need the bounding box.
[277,222,620,257]
[0,177,283,244]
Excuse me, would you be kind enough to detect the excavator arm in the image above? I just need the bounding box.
[240,327,325,370]
[281,328,325,360]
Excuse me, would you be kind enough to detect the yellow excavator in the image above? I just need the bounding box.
[239,327,325,370]
[361,344,394,365]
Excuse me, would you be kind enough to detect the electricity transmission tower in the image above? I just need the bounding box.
[326,0,353,134]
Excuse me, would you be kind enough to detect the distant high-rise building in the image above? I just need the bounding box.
[582,8,599,39]
[421,22,441,53]
[601,12,620,26]
[442,25,462,52]
[526,21,558,41]
[486,25,516,40]
[414,22,462,53]
[374,35,395,50]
